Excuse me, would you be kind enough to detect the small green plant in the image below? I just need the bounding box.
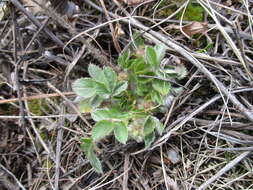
[73,40,187,173]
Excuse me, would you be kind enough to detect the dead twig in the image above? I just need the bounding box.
[0,164,27,190]
[0,92,75,105]
[122,153,130,190]
[11,5,26,127]
[99,0,121,53]
[197,151,251,190]
[10,0,72,54]
[54,105,65,190]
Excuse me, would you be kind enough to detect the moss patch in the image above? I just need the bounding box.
[176,3,204,22]
[28,99,50,115]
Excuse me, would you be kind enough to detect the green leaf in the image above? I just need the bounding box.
[144,116,156,136]
[90,95,104,108]
[72,78,96,98]
[163,65,187,79]
[78,96,103,113]
[117,50,130,69]
[136,82,150,96]
[137,77,153,84]
[114,122,128,144]
[113,81,128,96]
[154,44,166,63]
[91,108,130,122]
[138,72,155,84]
[146,46,158,68]
[92,120,115,141]
[134,62,146,74]
[144,132,155,148]
[80,138,93,154]
[156,120,165,135]
[152,116,165,135]
[132,32,145,48]
[163,67,178,75]
[80,138,103,173]
[151,90,164,105]
[91,109,112,121]
[132,59,149,75]
[91,108,112,121]
[103,66,117,91]
[78,98,93,113]
[94,82,111,99]
[87,149,103,173]
[128,57,142,69]
[174,65,188,79]
[88,64,107,84]
[152,79,171,96]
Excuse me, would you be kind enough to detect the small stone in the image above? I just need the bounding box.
[167,149,181,164]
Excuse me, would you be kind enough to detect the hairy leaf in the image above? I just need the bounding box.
[87,150,103,173]
[133,59,150,75]
[146,46,158,68]
[154,44,166,63]
[80,138,103,173]
[174,65,188,79]
[80,138,93,154]
[151,90,164,105]
[113,81,128,96]
[152,79,171,96]
[118,50,130,69]
[152,116,165,135]
[88,64,106,83]
[78,98,93,113]
[103,66,117,91]
[92,120,115,141]
[132,32,145,48]
[144,132,155,148]
[136,82,148,96]
[94,82,111,99]
[114,122,128,144]
[144,116,156,136]
[91,108,130,122]
[78,96,104,113]
[72,78,96,98]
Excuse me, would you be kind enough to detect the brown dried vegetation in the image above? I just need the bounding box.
[0,0,253,189]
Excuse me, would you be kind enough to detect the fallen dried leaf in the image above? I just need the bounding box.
[21,0,49,13]
[115,23,125,37]
[182,21,208,36]
[21,0,79,18]
[0,0,9,21]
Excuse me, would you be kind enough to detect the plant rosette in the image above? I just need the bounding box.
[73,41,187,173]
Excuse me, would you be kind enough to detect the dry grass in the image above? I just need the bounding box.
[0,0,253,189]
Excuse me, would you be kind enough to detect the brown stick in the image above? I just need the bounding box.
[99,0,121,53]
[0,92,75,105]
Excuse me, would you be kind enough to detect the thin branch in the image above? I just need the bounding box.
[197,151,251,190]
[0,92,75,105]
[0,164,27,190]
